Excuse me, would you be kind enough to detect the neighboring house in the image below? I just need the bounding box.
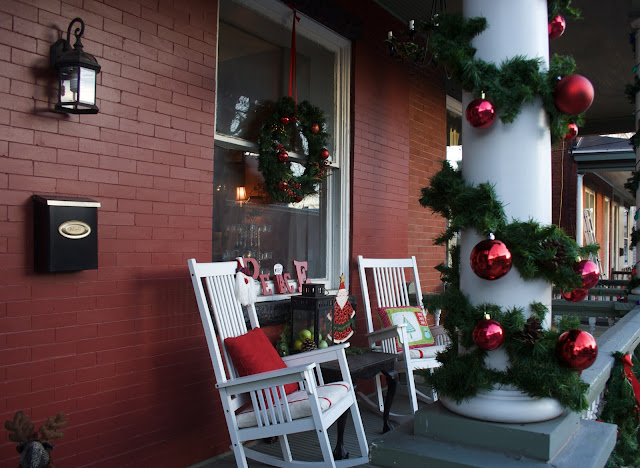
[552,135,636,278]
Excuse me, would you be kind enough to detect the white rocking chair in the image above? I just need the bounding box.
[188,259,369,467]
[357,255,450,418]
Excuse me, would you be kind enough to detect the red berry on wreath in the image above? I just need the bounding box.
[278,182,288,190]
[311,123,320,134]
[320,148,330,160]
[278,150,289,163]
[295,196,302,202]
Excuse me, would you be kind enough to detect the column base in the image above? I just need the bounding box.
[439,386,564,424]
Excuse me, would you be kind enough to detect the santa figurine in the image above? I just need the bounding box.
[327,274,355,344]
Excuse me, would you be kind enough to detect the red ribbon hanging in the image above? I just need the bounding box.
[287,4,300,103]
[621,354,640,413]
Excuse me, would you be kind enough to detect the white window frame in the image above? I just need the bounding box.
[214,0,352,293]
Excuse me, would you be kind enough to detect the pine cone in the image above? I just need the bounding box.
[516,317,543,345]
[301,337,317,352]
[540,238,568,272]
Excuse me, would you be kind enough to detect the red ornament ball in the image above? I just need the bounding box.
[561,288,588,302]
[574,259,600,289]
[554,75,594,115]
[556,329,598,371]
[311,123,320,134]
[278,182,288,190]
[473,318,505,351]
[563,123,579,141]
[320,148,330,160]
[470,239,512,280]
[548,15,566,39]
[278,150,289,163]
[466,98,496,128]
[281,116,291,125]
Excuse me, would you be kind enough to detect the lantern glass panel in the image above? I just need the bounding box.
[78,67,96,105]
[290,295,335,351]
[59,66,79,104]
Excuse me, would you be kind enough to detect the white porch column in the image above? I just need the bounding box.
[632,18,640,295]
[441,0,564,423]
[576,173,584,247]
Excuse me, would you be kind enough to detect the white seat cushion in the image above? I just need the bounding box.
[236,382,350,429]
[408,346,439,359]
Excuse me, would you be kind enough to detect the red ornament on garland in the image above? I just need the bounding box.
[574,259,600,289]
[561,288,588,302]
[555,329,598,371]
[320,148,330,160]
[278,182,288,190]
[554,75,594,115]
[563,123,578,141]
[470,239,512,280]
[548,15,566,39]
[473,315,505,351]
[281,116,291,125]
[311,123,320,134]
[466,98,496,128]
[278,150,289,163]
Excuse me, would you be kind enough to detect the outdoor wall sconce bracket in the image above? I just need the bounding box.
[50,17,101,114]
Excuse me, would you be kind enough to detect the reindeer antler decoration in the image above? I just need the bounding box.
[5,410,69,468]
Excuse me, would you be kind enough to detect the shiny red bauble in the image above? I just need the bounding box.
[281,116,291,125]
[473,318,505,351]
[555,329,598,371]
[548,15,566,39]
[563,123,578,141]
[320,148,330,160]
[470,239,512,280]
[278,150,289,162]
[466,98,496,128]
[561,288,588,302]
[574,259,600,289]
[554,75,594,115]
[311,123,320,134]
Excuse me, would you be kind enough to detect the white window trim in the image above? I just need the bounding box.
[214,0,352,293]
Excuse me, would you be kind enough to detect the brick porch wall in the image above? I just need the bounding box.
[0,1,220,466]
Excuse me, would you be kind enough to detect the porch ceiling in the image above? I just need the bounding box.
[374,0,640,137]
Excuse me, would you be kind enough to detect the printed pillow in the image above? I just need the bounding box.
[224,328,298,396]
[376,306,435,352]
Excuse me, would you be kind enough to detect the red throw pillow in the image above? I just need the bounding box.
[224,328,298,396]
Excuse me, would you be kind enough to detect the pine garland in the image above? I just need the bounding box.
[420,161,598,411]
[389,10,586,141]
[257,97,331,203]
[599,351,640,468]
[625,170,640,198]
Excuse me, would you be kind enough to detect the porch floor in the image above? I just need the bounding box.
[190,386,420,468]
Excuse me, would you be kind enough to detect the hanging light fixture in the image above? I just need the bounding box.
[50,17,101,114]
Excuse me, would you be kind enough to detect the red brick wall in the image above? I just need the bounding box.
[0,1,220,466]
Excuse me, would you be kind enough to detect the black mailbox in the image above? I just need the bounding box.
[33,195,100,272]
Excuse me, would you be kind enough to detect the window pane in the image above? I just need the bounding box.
[212,146,327,278]
[217,1,335,155]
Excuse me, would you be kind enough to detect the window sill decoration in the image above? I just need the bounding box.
[420,161,600,411]
[257,96,331,204]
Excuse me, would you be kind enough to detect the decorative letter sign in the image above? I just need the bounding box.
[259,274,273,296]
[293,260,310,292]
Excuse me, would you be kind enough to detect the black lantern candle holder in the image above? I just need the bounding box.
[50,17,101,114]
[290,284,335,351]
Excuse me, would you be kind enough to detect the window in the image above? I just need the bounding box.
[445,96,462,269]
[214,0,351,289]
[603,197,610,277]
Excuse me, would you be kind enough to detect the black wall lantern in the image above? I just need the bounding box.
[50,18,101,114]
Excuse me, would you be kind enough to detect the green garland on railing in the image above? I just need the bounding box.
[389,11,585,141]
[419,161,599,411]
[599,351,640,468]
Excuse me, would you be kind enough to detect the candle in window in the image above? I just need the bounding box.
[409,20,415,31]
[387,31,393,40]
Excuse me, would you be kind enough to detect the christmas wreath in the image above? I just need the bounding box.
[257,96,331,203]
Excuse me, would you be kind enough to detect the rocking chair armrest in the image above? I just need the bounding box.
[215,363,316,391]
[366,324,407,343]
[282,343,350,366]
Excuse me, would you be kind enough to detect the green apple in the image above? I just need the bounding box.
[293,339,303,351]
[318,340,329,349]
[299,329,312,340]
